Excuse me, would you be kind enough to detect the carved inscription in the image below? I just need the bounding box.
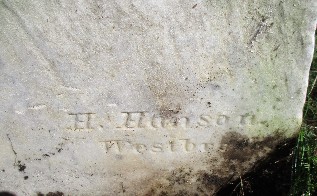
[66,111,256,131]
[99,139,214,154]
[118,112,190,129]
[64,111,258,155]
[68,113,95,131]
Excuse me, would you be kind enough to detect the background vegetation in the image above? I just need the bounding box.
[290,31,317,196]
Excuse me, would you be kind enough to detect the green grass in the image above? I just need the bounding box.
[291,126,317,195]
[290,32,317,196]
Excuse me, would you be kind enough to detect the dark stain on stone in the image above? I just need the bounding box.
[24,176,28,180]
[55,142,65,153]
[0,192,16,196]
[46,192,64,196]
[220,132,250,161]
[143,131,290,195]
[17,161,26,172]
[143,168,230,195]
[220,131,285,163]
[167,167,193,186]
[196,171,229,194]
[201,173,226,187]
[216,137,296,195]
[37,192,64,196]
[158,191,168,196]
[144,188,155,196]
[175,190,196,196]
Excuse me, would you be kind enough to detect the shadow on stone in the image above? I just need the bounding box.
[216,138,296,196]
[0,192,16,196]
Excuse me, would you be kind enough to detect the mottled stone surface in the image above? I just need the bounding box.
[0,0,316,195]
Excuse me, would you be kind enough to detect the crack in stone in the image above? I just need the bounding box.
[6,134,17,166]
[6,134,26,172]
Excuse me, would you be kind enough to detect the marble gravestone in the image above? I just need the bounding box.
[0,0,316,195]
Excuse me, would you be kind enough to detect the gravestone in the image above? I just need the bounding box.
[0,0,316,195]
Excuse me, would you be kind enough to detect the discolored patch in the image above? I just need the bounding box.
[142,131,289,195]
[216,137,296,195]
[37,192,64,196]
[200,173,226,188]
[0,192,16,196]
[143,167,230,195]
[220,132,250,162]
[16,161,26,172]
[46,192,64,196]
[220,131,286,163]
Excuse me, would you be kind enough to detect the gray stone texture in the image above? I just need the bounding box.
[0,0,316,195]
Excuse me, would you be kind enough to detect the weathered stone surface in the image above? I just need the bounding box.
[0,0,316,195]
